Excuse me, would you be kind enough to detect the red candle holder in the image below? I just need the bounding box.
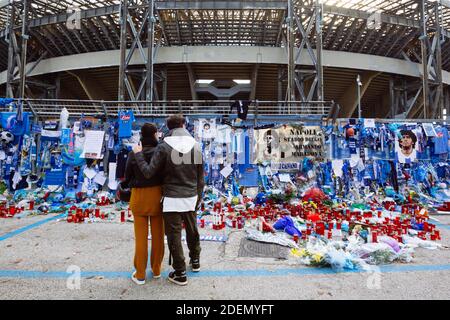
[372,231,378,243]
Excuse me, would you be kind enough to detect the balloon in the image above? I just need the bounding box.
[302,187,327,203]
[307,213,320,222]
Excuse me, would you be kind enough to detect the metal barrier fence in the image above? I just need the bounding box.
[13,99,337,119]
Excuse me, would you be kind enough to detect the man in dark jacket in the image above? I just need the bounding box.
[132,114,204,286]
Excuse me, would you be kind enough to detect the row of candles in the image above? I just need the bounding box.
[199,201,441,243]
[5,197,440,244]
[0,201,36,218]
[66,207,130,223]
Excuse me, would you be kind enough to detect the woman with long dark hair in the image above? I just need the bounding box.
[123,123,164,285]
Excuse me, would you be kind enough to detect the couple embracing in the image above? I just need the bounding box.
[122,114,204,286]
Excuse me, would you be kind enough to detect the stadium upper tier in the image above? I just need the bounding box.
[0,0,449,72]
[0,1,449,119]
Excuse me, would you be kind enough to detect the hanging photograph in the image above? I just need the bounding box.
[395,129,418,164]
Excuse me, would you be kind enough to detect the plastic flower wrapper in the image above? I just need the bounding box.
[377,235,401,252]
[292,217,307,232]
[402,235,443,250]
[323,247,359,272]
[347,242,395,264]
[299,237,329,267]
[347,241,414,265]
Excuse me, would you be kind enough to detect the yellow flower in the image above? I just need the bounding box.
[313,253,323,263]
[291,248,308,257]
[299,249,308,257]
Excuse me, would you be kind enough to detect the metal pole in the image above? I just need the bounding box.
[420,0,428,119]
[162,66,167,113]
[434,2,444,119]
[146,0,154,102]
[118,0,128,101]
[19,0,29,99]
[277,66,283,113]
[287,0,295,103]
[6,3,15,98]
[315,0,323,103]
[357,74,361,118]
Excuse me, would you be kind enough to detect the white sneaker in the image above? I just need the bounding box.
[131,271,146,285]
[153,273,161,279]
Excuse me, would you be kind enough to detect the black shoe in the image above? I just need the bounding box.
[190,259,201,272]
[168,271,188,286]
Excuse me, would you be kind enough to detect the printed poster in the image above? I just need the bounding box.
[253,125,324,163]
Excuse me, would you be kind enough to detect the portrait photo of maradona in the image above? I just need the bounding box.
[395,129,417,164]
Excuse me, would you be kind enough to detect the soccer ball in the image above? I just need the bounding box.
[0,131,14,144]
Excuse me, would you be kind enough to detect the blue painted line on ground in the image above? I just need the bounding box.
[432,220,450,230]
[0,213,65,242]
[0,264,449,280]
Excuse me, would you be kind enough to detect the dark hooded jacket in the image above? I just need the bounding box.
[134,128,204,199]
[123,145,163,188]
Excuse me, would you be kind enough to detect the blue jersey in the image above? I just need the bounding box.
[433,127,449,155]
[118,110,135,138]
